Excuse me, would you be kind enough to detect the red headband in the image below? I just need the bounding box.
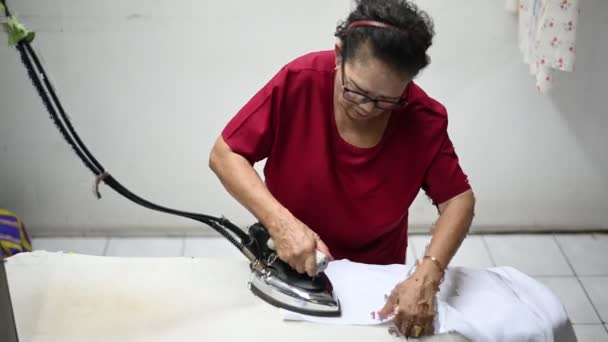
[346,20,402,32]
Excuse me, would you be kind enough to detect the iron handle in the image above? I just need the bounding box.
[266,239,330,274]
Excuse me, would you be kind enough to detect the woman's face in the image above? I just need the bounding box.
[335,47,411,122]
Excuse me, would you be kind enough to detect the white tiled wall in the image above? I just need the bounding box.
[33,237,108,256]
[484,235,573,276]
[105,237,184,257]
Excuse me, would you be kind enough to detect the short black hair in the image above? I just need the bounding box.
[334,0,435,77]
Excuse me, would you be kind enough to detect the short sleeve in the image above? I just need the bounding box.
[221,67,287,164]
[422,131,471,206]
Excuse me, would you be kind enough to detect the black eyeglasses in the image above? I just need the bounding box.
[340,64,407,111]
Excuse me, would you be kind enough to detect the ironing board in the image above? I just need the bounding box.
[5,251,470,342]
[6,251,576,342]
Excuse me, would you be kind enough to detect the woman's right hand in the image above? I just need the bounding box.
[209,137,332,276]
[268,214,333,277]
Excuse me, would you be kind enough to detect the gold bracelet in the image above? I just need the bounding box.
[423,255,445,273]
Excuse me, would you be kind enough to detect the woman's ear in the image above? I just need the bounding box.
[334,42,342,68]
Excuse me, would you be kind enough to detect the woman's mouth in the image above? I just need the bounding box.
[353,109,370,118]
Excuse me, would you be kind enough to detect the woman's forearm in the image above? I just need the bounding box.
[208,136,292,233]
[417,190,476,278]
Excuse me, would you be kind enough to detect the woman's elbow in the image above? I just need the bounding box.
[208,136,228,173]
[465,190,476,210]
[463,190,476,223]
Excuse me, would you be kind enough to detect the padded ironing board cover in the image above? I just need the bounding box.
[5,251,577,342]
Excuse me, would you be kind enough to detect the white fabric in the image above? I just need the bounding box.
[506,0,580,93]
[283,260,578,342]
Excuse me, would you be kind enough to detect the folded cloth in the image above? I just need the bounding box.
[283,260,577,342]
[0,209,33,257]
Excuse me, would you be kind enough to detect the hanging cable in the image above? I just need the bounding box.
[4,1,251,249]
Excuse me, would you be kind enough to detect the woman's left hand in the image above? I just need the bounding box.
[377,260,443,337]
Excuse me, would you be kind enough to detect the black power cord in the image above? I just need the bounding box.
[3,1,251,251]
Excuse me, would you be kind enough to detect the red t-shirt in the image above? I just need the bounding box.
[221,50,471,265]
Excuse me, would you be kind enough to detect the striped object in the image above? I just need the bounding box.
[0,209,32,257]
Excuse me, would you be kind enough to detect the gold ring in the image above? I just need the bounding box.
[413,325,424,337]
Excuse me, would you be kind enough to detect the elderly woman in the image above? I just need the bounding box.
[209,0,475,337]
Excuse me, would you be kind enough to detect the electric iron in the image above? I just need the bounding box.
[246,223,339,316]
[1,2,340,317]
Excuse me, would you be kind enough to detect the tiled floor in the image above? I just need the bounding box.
[31,233,608,341]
